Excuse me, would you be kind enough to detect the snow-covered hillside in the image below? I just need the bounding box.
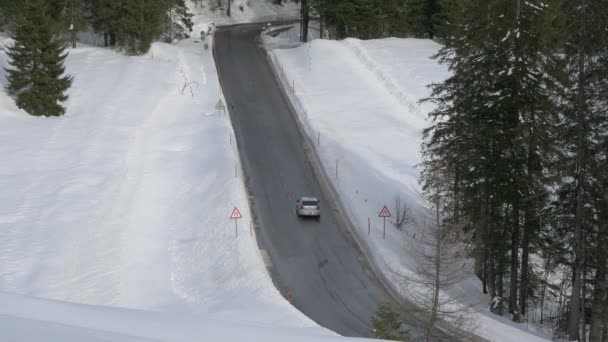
[0,2,369,341]
[267,36,553,342]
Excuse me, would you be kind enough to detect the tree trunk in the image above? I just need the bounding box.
[568,1,588,339]
[591,181,608,341]
[520,206,532,316]
[603,159,608,342]
[319,15,324,39]
[570,246,583,340]
[227,0,231,17]
[483,192,490,295]
[427,200,442,342]
[488,205,498,299]
[475,187,486,280]
[520,109,538,317]
[540,260,550,325]
[603,291,608,342]
[590,264,606,341]
[300,0,309,42]
[509,200,520,320]
[110,32,117,47]
[497,207,505,306]
[483,243,489,295]
[71,29,77,48]
[583,263,588,339]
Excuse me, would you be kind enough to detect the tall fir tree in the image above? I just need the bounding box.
[556,0,608,339]
[47,0,87,48]
[90,0,120,47]
[163,0,194,42]
[406,0,440,38]
[422,0,561,322]
[91,0,183,54]
[5,0,72,117]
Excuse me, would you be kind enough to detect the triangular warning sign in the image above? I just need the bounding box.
[378,205,391,218]
[230,207,243,220]
[216,99,226,110]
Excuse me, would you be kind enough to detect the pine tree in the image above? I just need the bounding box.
[163,0,193,42]
[5,0,72,117]
[90,0,120,47]
[91,0,172,54]
[556,0,608,339]
[47,0,87,48]
[406,0,440,38]
[370,303,408,341]
[114,0,166,55]
[422,0,561,323]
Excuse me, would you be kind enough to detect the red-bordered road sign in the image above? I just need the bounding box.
[378,205,391,218]
[230,207,243,220]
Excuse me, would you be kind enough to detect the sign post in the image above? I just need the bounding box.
[230,207,243,237]
[378,205,391,239]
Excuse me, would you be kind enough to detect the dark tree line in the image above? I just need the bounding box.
[298,0,440,40]
[420,0,608,340]
[1,0,193,55]
[0,0,193,116]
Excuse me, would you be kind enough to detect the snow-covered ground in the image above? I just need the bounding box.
[191,0,299,27]
[0,2,378,341]
[266,35,554,342]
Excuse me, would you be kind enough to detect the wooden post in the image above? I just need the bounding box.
[383,217,386,239]
[335,159,338,179]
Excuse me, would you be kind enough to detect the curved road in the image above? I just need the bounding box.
[214,23,434,339]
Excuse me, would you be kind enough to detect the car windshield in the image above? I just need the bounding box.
[302,200,318,206]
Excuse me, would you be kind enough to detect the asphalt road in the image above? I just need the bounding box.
[213,23,440,339]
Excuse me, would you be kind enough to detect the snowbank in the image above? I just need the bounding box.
[0,291,371,342]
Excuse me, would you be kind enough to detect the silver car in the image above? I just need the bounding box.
[295,197,320,218]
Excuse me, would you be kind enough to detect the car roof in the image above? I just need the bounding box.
[299,196,319,202]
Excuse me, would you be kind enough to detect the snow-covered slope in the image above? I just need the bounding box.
[0,292,369,342]
[0,4,360,339]
[268,37,553,342]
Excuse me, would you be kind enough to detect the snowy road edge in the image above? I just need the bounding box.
[209,33,276,293]
[210,31,292,304]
